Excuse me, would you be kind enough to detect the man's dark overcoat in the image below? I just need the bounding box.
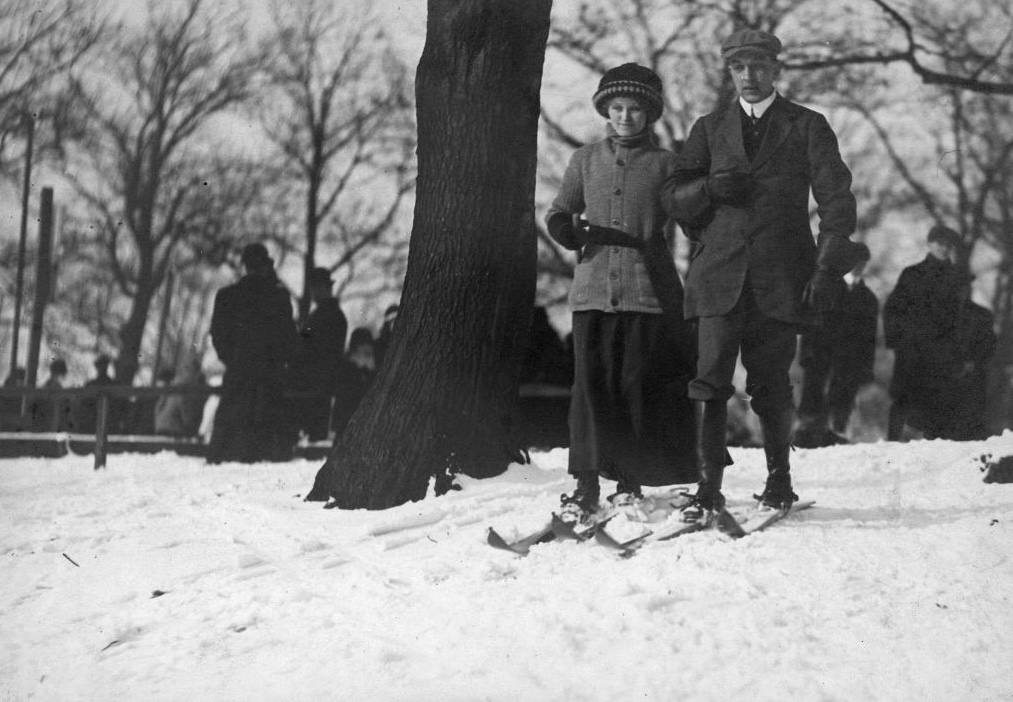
[293,298,348,440]
[799,279,879,425]
[884,255,964,435]
[667,96,857,327]
[209,272,298,462]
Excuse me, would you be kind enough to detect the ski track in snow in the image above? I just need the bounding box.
[1,437,1012,702]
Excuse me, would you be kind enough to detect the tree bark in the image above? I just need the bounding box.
[308,0,551,509]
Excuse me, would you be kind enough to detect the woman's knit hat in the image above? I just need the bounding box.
[592,63,664,123]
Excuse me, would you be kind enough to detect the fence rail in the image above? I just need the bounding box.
[0,383,572,470]
[0,384,219,469]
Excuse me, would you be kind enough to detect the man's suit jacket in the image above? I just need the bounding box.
[666,95,857,326]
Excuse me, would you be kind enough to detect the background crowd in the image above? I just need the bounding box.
[0,244,392,462]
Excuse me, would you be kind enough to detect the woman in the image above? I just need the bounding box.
[545,63,699,523]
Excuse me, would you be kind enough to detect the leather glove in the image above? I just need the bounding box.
[705,171,752,205]
[802,268,842,312]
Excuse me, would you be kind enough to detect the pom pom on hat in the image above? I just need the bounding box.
[592,63,664,123]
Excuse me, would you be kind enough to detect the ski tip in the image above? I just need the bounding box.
[716,509,747,538]
[486,527,529,555]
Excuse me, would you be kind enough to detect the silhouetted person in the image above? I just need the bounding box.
[209,243,298,462]
[31,359,71,431]
[76,354,127,433]
[796,243,878,447]
[293,267,348,441]
[942,274,996,440]
[154,369,195,437]
[332,327,376,435]
[884,224,964,440]
[1,367,27,430]
[520,306,572,387]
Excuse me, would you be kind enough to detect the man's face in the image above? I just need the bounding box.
[927,240,954,262]
[726,53,780,103]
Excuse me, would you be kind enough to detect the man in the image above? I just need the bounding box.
[665,29,860,519]
[944,272,996,440]
[293,267,348,441]
[884,225,967,440]
[32,359,70,432]
[209,243,298,462]
[77,354,126,433]
[796,242,879,447]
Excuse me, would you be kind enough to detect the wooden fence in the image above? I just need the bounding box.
[0,383,571,470]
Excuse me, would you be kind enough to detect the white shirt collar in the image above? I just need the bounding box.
[740,91,777,120]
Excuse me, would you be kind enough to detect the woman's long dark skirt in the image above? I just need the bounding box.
[568,310,698,487]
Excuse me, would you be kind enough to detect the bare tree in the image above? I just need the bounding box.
[67,0,270,384]
[791,0,1013,95]
[308,0,552,509]
[261,0,416,323]
[0,0,103,180]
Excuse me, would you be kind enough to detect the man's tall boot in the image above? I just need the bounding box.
[682,400,728,523]
[756,405,799,510]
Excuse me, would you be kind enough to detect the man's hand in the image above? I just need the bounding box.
[705,171,752,205]
[803,269,842,312]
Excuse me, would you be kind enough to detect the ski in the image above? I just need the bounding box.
[736,500,816,536]
[486,489,695,555]
[715,508,747,538]
[550,512,617,542]
[593,525,654,555]
[593,506,763,555]
[486,523,555,555]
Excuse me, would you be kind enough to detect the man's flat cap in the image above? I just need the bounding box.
[721,29,782,60]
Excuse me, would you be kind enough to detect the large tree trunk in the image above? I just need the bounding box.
[307,0,551,509]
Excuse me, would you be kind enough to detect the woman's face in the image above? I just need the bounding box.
[607,96,647,137]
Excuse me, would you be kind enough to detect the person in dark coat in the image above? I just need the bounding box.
[884,225,965,440]
[545,62,700,523]
[941,274,996,441]
[1,367,27,431]
[796,243,879,447]
[331,327,377,436]
[664,29,861,518]
[75,354,128,434]
[208,243,298,462]
[520,306,572,387]
[293,267,348,441]
[31,359,71,431]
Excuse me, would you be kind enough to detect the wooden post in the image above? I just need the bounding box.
[94,392,109,470]
[9,113,34,380]
[26,187,54,388]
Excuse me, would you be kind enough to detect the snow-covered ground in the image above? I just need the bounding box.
[2,434,1012,702]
